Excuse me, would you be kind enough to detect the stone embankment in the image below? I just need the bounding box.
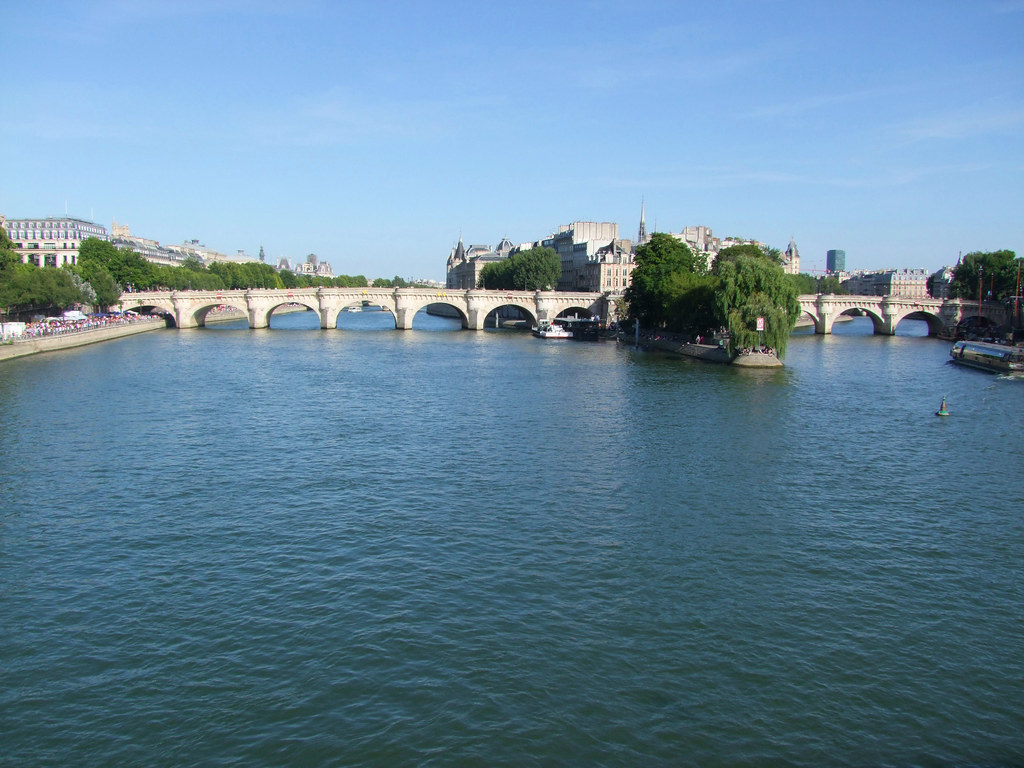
[620,332,783,367]
[0,318,165,362]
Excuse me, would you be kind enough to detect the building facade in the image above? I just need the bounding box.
[542,221,634,294]
[826,249,846,273]
[782,237,801,275]
[446,237,516,289]
[2,216,108,267]
[294,253,335,278]
[929,266,954,299]
[842,269,929,298]
[110,220,195,267]
[669,225,719,268]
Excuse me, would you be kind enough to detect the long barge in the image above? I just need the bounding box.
[949,340,1024,374]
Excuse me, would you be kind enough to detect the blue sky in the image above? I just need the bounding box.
[2,0,1021,279]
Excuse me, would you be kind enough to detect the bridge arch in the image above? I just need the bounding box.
[481,300,537,330]
[891,308,945,336]
[555,305,598,320]
[117,298,177,327]
[253,298,319,329]
[404,299,469,329]
[187,298,249,328]
[798,307,823,334]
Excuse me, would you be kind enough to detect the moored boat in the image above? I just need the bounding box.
[949,340,1024,374]
[532,322,572,339]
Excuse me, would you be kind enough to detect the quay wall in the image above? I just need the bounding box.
[0,319,165,363]
[619,335,781,367]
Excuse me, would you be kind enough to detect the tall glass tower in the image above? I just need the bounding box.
[826,249,846,273]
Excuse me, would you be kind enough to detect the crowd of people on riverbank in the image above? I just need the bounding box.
[1,313,161,342]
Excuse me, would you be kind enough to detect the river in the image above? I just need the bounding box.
[1,310,1022,767]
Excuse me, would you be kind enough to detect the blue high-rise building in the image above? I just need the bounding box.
[826,249,846,273]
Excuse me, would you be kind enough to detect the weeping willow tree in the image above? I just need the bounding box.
[714,254,801,358]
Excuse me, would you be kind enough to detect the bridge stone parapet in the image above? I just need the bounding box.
[115,287,616,331]
[797,294,1009,335]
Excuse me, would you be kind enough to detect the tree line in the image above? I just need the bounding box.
[476,247,560,291]
[947,250,1021,302]
[0,234,430,319]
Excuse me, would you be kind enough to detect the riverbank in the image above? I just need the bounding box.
[0,317,165,362]
[619,333,783,367]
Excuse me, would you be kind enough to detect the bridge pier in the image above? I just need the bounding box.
[173,298,201,329]
[466,291,488,330]
[248,308,269,329]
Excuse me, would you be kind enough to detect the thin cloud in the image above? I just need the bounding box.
[239,88,475,148]
[597,162,994,191]
[742,85,904,120]
[897,106,1024,141]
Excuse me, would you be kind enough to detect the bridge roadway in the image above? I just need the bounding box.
[115,287,1006,335]
[115,287,614,330]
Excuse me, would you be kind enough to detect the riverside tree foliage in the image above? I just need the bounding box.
[477,247,560,291]
[948,250,1020,301]
[787,272,848,296]
[0,228,88,318]
[0,233,376,318]
[622,234,801,358]
[623,233,717,334]
[713,254,801,358]
[76,237,371,292]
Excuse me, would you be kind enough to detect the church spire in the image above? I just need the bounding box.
[638,198,647,245]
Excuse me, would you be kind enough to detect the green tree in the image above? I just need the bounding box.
[478,247,560,291]
[477,259,512,289]
[0,228,18,273]
[334,274,368,287]
[88,267,122,311]
[510,247,560,290]
[77,237,155,290]
[816,275,847,295]
[787,273,818,295]
[716,243,783,266]
[0,263,86,318]
[624,233,706,329]
[948,250,1018,301]
[664,270,720,335]
[714,255,801,358]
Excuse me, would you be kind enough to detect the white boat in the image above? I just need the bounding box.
[343,305,362,312]
[532,322,572,339]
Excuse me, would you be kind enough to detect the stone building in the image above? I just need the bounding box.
[110,220,193,267]
[842,269,929,298]
[668,225,719,269]
[929,266,954,298]
[782,237,801,275]
[1,215,108,267]
[295,253,335,278]
[542,221,634,294]
[446,237,515,289]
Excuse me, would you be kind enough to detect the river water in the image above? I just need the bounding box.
[1,310,1022,767]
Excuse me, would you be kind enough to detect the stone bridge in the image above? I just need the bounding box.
[797,294,1010,335]
[116,287,616,330]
